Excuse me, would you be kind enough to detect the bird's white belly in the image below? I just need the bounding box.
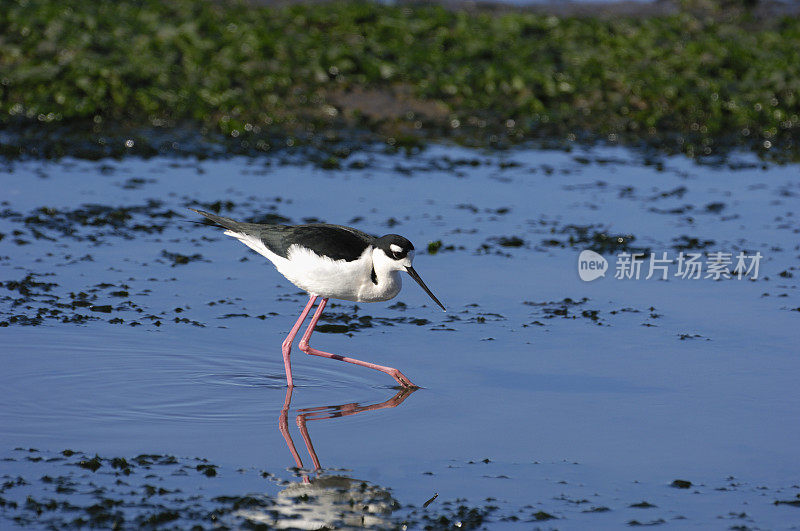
[280,247,400,302]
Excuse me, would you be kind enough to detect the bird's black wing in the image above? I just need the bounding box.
[190,209,251,233]
[191,209,376,262]
[259,224,377,262]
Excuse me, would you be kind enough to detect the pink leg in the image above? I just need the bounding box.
[282,295,318,387]
[298,298,419,388]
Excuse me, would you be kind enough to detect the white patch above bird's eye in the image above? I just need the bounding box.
[389,244,403,253]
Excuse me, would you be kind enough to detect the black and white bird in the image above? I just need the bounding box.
[191,209,445,388]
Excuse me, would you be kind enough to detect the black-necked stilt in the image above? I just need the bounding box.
[191,209,445,388]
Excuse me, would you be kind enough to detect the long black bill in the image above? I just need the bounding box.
[406,266,446,312]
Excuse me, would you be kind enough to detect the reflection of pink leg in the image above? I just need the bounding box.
[293,388,418,472]
[279,387,312,483]
[298,298,418,388]
[299,388,417,421]
[297,416,322,471]
[279,387,304,469]
[281,296,318,387]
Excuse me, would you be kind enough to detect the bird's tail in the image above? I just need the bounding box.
[189,208,243,232]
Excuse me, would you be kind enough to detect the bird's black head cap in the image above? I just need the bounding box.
[377,234,414,260]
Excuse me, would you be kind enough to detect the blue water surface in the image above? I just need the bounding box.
[1,144,798,527]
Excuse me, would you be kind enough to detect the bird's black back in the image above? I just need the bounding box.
[259,224,377,262]
[192,209,378,262]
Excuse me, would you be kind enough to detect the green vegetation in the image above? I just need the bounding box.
[1,0,799,159]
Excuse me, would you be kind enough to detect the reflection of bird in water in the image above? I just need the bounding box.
[237,387,416,529]
[268,475,396,529]
[191,209,445,388]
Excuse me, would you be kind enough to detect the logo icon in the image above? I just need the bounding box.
[578,250,608,281]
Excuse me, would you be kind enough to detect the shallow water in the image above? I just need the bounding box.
[1,145,798,528]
